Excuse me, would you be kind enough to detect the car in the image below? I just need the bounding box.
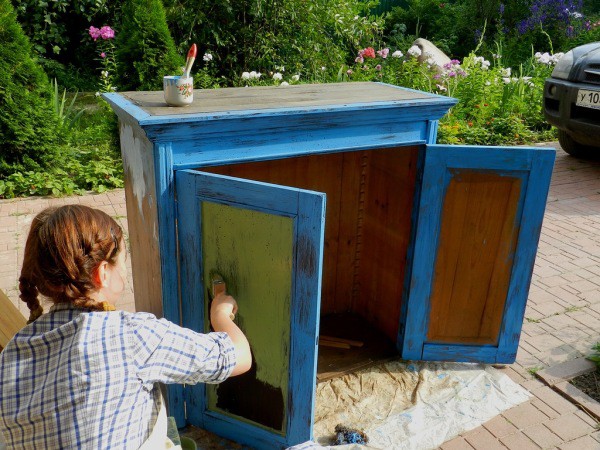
[544,42,600,158]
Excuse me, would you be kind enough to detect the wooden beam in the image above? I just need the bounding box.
[0,290,26,349]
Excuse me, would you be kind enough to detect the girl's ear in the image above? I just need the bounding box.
[93,261,110,288]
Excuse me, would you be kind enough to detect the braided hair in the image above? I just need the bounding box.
[19,205,123,323]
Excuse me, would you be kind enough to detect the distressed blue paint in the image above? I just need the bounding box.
[426,120,439,144]
[401,144,556,363]
[153,143,186,425]
[422,344,499,362]
[175,171,207,427]
[495,149,555,363]
[175,169,325,449]
[102,92,152,123]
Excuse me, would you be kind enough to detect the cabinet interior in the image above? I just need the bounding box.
[202,145,420,380]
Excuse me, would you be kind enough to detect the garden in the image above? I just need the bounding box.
[1,0,600,198]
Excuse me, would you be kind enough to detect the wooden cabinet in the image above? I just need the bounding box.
[105,82,555,449]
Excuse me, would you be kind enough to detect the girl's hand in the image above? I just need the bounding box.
[210,294,237,322]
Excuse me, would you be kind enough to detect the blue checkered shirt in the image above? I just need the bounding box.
[0,303,236,449]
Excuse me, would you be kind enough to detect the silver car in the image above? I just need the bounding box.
[544,42,600,158]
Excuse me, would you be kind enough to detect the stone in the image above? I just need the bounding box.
[412,38,451,69]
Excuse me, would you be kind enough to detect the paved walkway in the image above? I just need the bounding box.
[1,143,599,449]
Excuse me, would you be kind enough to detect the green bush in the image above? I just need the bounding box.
[0,96,124,199]
[12,0,120,91]
[116,0,183,91]
[164,0,383,85]
[0,0,61,177]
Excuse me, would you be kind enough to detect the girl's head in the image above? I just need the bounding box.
[20,205,126,323]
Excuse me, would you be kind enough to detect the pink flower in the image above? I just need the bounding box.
[355,56,364,64]
[100,52,106,58]
[89,26,101,41]
[100,26,115,40]
[346,69,353,76]
[377,48,389,59]
[375,64,382,71]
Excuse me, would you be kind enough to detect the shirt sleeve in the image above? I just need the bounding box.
[124,312,237,391]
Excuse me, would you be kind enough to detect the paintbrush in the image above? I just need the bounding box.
[183,43,197,78]
[210,271,235,320]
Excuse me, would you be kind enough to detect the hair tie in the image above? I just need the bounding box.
[27,305,44,324]
[99,301,116,312]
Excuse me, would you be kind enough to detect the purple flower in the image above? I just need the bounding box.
[89,26,101,41]
[100,26,115,40]
[448,71,457,77]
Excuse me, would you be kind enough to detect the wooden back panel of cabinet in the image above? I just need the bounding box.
[202,145,418,342]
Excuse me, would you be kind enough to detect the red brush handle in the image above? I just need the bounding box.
[187,43,197,59]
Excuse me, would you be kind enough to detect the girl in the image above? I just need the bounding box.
[0,204,251,449]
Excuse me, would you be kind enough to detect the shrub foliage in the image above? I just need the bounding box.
[116,0,182,90]
[0,0,61,177]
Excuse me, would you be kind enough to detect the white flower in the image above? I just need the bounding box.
[474,56,491,70]
[291,74,300,82]
[535,52,551,64]
[241,72,250,80]
[570,11,583,18]
[321,66,326,71]
[407,45,422,57]
[273,72,283,80]
[275,65,285,72]
[392,50,403,58]
[203,53,213,62]
[485,81,491,86]
[95,92,101,97]
[551,53,565,65]
[280,81,289,86]
[500,67,512,77]
[249,71,261,79]
[101,70,109,78]
[436,84,447,92]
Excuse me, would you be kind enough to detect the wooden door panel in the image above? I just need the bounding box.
[402,145,555,363]
[176,169,325,449]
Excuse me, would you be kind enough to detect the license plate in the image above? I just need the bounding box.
[576,89,600,110]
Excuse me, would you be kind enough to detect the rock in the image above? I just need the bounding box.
[412,38,451,69]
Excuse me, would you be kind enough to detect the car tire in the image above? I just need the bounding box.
[558,130,596,158]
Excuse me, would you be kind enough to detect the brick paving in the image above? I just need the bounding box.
[1,143,599,449]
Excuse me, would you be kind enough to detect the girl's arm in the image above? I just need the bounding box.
[210,294,252,376]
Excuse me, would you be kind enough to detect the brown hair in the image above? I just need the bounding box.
[19,204,124,323]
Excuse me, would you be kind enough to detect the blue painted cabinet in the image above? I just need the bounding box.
[104,83,555,449]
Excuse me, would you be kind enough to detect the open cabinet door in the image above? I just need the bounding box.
[402,144,555,364]
[176,169,325,449]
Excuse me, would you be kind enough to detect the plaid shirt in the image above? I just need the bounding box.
[0,303,236,449]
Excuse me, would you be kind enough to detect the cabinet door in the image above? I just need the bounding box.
[402,145,555,363]
[176,169,326,449]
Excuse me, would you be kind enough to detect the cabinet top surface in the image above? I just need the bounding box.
[117,82,447,118]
